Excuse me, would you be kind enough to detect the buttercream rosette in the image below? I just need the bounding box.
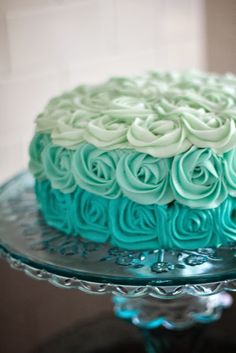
[29,70,236,250]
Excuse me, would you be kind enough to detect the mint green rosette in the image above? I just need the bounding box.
[42,143,76,193]
[35,180,74,234]
[165,202,217,249]
[182,111,236,153]
[72,143,121,198]
[215,196,236,243]
[116,152,173,204]
[127,115,191,158]
[109,198,166,250]
[73,188,110,242]
[223,148,236,197]
[171,146,227,209]
[29,133,50,180]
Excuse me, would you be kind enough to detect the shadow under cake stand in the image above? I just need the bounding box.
[1,172,236,352]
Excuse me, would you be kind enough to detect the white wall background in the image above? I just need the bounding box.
[0,0,206,183]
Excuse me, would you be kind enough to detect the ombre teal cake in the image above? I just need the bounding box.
[29,71,236,250]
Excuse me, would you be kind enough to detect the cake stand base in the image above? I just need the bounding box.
[114,293,232,353]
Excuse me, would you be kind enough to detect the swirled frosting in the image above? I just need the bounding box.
[35,180,236,250]
[29,136,236,209]
[42,143,76,193]
[164,203,217,249]
[73,187,110,242]
[215,197,236,243]
[116,151,173,204]
[29,133,50,180]
[171,146,227,208]
[35,180,74,234]
[71,143,121,198]
[35,71,236,156]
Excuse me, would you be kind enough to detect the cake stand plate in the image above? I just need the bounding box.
[1,172,236,352]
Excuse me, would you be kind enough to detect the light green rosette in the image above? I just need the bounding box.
[42,143,76,193]
[171,146,227,209]
[223,148,236,197]
[29,133,50,180]
[72,143,121,198]
[116,152,173,204]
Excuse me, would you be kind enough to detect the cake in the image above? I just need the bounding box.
[29,71,236,250]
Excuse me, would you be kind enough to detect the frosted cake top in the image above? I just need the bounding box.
[35,71,236,157]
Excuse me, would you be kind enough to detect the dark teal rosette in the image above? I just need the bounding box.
[35,180,74,235]
[109,197,167,250]
[73,187,110,242]
[165,202,218,249]
[215,196,236,243]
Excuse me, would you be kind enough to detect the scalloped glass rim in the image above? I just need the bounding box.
[1,171,236,287]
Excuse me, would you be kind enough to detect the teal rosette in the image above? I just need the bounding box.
[42,143,76,193]
[215,196,236,243]
[29,133,50,180]
[109,198,166,250]
[223,148,236,197]
[116,152,173,204]
[171,146,227,208]
[165,202,217,249]
[35,180,74,234]
[72,143,121,198]
[73,188,110,242]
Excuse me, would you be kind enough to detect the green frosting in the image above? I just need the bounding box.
[116,152,173,204]
[35,71,236,157]
[223,148,236,197]
[29,133,236,209]
[29,133,50,180]
[42,143,76,193]
[71,143,121,198]
[171,146,227,208]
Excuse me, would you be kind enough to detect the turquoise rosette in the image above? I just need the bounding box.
[215,196,236,243]
[171,146,227,208]
[223,148,236,197]
[29,133,50,180]
[35,180,74,234]
[116,152,173,204]
[109,198,167,250]
[73,188,110,242]
[72,143,121,198]
[165,202,217,249]
[42,143,76,193]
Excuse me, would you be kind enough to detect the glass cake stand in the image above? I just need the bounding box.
[1,172,236,352]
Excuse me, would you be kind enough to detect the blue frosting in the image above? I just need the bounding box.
[35,180,236,250]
